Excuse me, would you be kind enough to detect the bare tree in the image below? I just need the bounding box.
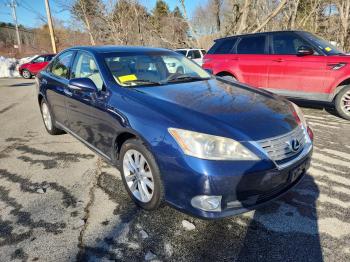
[213,0,223,32]
[250,0,287,33]
[179,0,200,46]
[336,0,350,50]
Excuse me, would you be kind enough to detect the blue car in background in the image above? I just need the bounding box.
[36,46,313,219]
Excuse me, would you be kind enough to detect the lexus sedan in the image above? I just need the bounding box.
[36,46,313,219]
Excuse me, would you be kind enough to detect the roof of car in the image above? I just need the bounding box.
[65,45,171,54]
[176,48,205,51]
[215,30,308,41]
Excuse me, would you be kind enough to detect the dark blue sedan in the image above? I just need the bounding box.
[36,46,313,219]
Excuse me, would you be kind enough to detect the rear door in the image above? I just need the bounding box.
[44,51,75,127]
[267,32,328,98]
[234,34,270,87]
[202,38,238,74]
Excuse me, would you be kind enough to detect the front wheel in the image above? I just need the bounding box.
[119,139,164,210]
[335,86,350,120]
[21,69,32,79]
[220,74,237,82]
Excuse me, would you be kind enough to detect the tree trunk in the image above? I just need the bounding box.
[179,0,200,46]
[213,0,222,32]
[337,0,350,50]
[79,0,96,45]
[289,0,300,29]
[236,0,250,34]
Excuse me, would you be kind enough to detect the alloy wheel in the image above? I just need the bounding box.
[341,90,350,116]
[123,149,154,203]
[41,102,52,131]
[22,70,31,79]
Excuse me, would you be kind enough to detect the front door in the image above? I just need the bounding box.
[267,32,329,99]
[67,51,114,157]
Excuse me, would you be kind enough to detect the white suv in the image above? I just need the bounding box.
[175,48,207,66]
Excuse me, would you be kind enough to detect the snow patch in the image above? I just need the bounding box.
[0,55,36,78]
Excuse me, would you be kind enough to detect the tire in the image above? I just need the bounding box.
[40,99,64,135]
[119,138,164,210]
[220,74,237,82]
[335,86,350,120]
[21,69,32,79]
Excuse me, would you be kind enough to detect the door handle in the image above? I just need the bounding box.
[68,84,82,91]
[64,88,72,96]
[273,58,284,62]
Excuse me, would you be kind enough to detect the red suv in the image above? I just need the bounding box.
[19,54,56,79]
[203,31,350,120]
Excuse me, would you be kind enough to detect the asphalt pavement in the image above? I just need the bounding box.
[0,78,349,262]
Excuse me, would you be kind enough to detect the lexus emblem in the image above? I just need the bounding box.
[289,139,301,152]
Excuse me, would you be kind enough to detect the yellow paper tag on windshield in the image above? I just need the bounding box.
[118,74,137,83]
[325,47,332,52]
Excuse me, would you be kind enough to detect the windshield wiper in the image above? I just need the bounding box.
[122,79,162,86]
[164,74,210,83]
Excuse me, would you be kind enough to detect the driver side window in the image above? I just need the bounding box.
[71,52,103,91]
[272,33,312,55]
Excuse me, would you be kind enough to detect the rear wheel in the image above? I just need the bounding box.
[335,86,350,120]
[119,139,164,210]
[40,99,64,135]
[21,69,32,79]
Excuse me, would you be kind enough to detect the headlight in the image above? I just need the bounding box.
[168,128,259,160]
[291,102,307,128]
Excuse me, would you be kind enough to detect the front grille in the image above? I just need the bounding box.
[257,126,306,162]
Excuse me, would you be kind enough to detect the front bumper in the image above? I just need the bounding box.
[158,138,313,219]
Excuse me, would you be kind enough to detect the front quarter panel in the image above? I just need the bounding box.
[108,86,173,162]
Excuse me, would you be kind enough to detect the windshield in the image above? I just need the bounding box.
[104,52,211,87]
[301,32,345,55]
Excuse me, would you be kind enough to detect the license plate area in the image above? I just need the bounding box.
[289,160,308,182]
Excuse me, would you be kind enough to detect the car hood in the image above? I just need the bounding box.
[133,78,298,141]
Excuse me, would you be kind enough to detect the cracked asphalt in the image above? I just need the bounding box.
[0,78,349,262]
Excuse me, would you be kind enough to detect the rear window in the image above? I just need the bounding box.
[236,35,266,54]
[208,38,237,54]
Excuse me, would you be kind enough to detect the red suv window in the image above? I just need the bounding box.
[236,35,266,54]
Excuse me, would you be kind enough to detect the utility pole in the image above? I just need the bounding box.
[8,0,21,52]
[44,0,57,53]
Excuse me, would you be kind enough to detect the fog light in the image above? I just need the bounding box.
[191,195,222,212]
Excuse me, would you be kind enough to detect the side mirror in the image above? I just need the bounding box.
[68,78,98,93]
[297,46,314,56]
